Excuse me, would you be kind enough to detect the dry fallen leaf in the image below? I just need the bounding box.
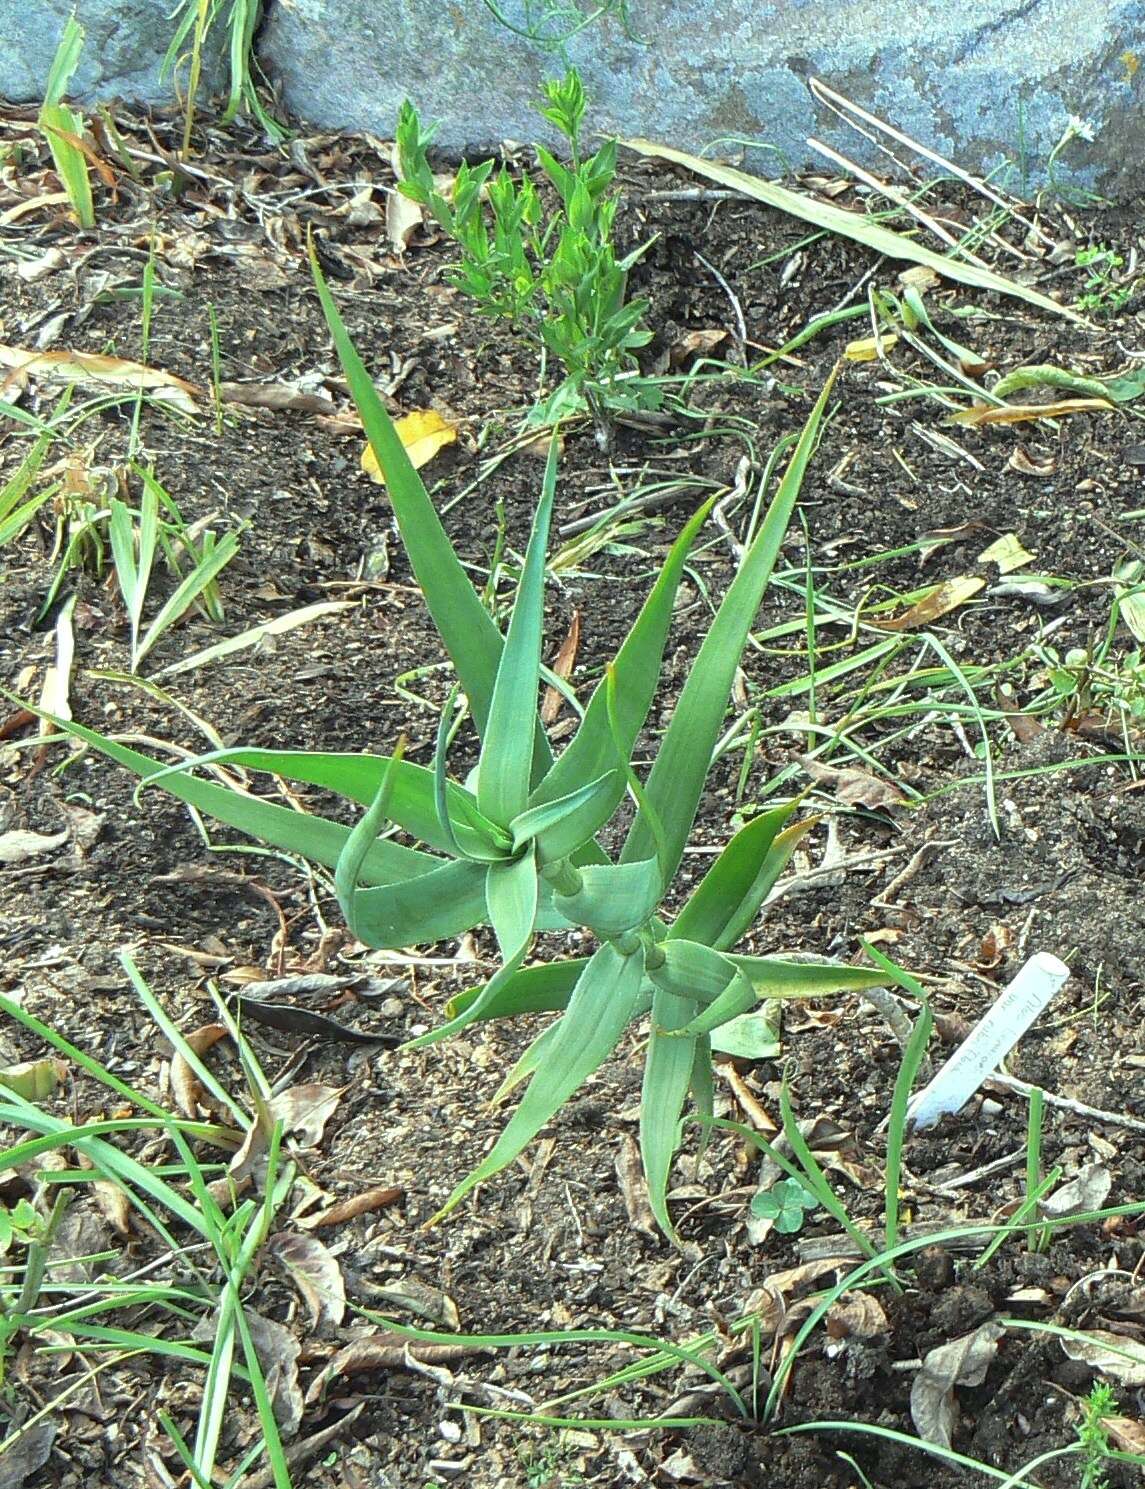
[0,345,199,414]
[1040,1162,1112,1220]
[267,1231,346,1331]
[368,1275,460,1329]
[0,828,69,865]
[911,1320,1005,1447]
[844,333,898,362]
[541,609,580,725]
[194,1307,303,1433]
[305,1330,486,1404]
[1060,1329,1145,1384]
[361,408,458,483]
[875,576,986,631]
[1007,446,1057,477]
[669,327,728,364]
[297,1184,404,1230]
[825,1291,888,1340]
[801,757,910,811]
[269,1083,345,1147]
[978,533,1034,573]
[170,1024,231,1120]
[947,397,1113,426]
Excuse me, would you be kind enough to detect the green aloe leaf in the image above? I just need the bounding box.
[622,372,837,880]
[526,497,714,862]
[431,941,646,1219]
[552,857,663,938]
[477,433,558,824]
[490,1020,563,1105]
[641,986,698,1243]
[36,715,439,886]
[650,939,756,1034]
[509,771,614,852]
[143,747,509,861]
[671,953,893,1039]
[337,857,490,947]
[446,957,590,1021]
[670,802,802,948]
[485,848,540,960]
[312,247,550,779]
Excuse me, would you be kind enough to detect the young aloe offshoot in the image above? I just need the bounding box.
[31,258,904,1242]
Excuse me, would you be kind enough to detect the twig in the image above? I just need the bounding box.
[987,1073,1145,1134]
[693,249,747,363]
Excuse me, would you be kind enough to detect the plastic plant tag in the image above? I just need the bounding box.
[907,952,1070,1130]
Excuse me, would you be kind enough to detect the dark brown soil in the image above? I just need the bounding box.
[2,100,1145,1489]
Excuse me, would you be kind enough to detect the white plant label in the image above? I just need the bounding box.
[907,952,1070,1130]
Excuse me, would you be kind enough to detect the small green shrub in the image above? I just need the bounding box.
[397,68,658,435]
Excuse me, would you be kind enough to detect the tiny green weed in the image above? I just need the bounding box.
[1075,244,1132,316]
[750,1176,818,1233]
[398,67,658,439]
[1078,1380,1117,1489]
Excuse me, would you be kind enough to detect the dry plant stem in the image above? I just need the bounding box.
[872,838,956,908]
[987,1072,1145,1134]
[853,985,915,1051]
[712,457,752,560]
[693,248,747,363]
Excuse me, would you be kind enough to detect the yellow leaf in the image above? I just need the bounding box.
[844,334,897,362]
[946,397,1113,426]
[978,533,1034,573]
[361,409,458,484]
[875,576,986,631]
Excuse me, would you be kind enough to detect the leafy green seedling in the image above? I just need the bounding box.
[1078,1380,1117,1489]
[397,67,657,439]
[750,1177,818,1234]
[26,257,905,1244]
[1075,244,1132,316]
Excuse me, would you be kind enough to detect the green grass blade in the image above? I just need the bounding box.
[622,373,836,878]
[641,986,698,1243]
[44,14,85,101]
[0,485,57,546]
[137,530,240,670]
[39,106,94,228]
[107,497,142,653]
[431,941,645,1218]
[477,432,558,823]
[669,801,802,948]
[526,497,713,859]
[885,1000,932,1256]
[622,140,1085,325]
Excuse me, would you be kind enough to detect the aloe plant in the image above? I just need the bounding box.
[38,254,897,1241]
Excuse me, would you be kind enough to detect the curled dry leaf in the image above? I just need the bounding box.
[1008,446,1057,477]
[1060,1329,1145,1384]
[386,184,423,254]
[875,576,985,631]
[267,1231,346,1332]
[825,1290,888,1340]
[541,609,580,725]
[219,382,337,415]
[297,1184,404,1230]
[947,397,1113,426]
[368,1276,460,1330]
[305,1330,487,1404]
[170,1023,230,1119]
[0,345,200,414]
[0,828,69,865]
[615,1132,659,1239]
[361,408,458,484]
[1040,1161,1112,1220]
[269,1083,345,1148]
[800,756,909,811]
[910,1320,1005,1448]
[1104,1416,1145,1454]
[669,327,728,364]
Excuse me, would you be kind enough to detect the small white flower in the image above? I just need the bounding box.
[1066,113,1097,143]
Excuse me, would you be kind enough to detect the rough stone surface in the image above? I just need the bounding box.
[1,0,1141,195]
[0,0,224,105]
[259,0,1145,193]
